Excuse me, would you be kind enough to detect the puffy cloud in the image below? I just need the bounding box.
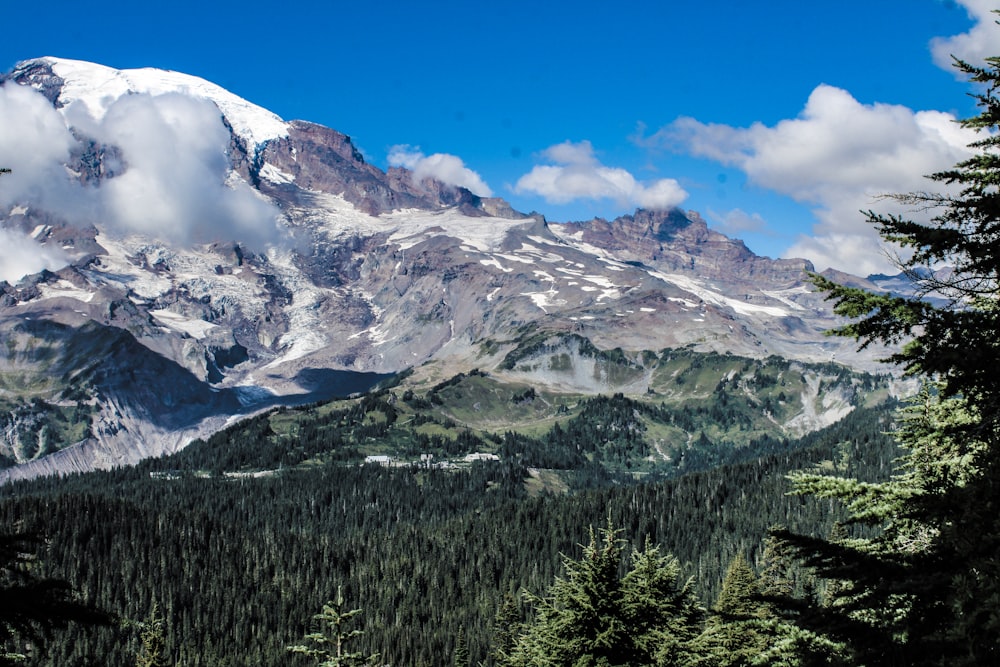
[0,82,283,279]
[0,84,82,215]
[514,140,687,210]
[0,228,68,284]
[659,85,978,272]
[0,84,80,281]
[87,93,281,247]
[387,145,493,196]
[541,140,601,166]
[668,86,971,199]
[931,0,1000,71]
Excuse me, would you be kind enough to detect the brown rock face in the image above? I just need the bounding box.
[255,121,423,215]
[255,122,531,219]
[554,208,813,286]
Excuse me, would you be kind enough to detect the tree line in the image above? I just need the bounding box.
[0,401,897,665]
[4,39,1000,666]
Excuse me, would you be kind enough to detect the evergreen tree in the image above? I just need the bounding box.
[696,552,846,667]
[621,546,703,666]
[758,531,796,603]
[819,524,848,609]
[453,626,470,667]
[502,521,704,667]
[713,555,761,620]
[777,388,997,665]
[135,603,168,667]
[691,555,764,667]
[287,587,379,667]
[491,593,522,663]
[783,39,1000,667]
[505,522,628,666]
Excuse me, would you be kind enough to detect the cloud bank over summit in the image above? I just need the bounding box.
[0,80,282,282]
[0,84,80,214]
[0,228,68,283]
[74,92,282,246]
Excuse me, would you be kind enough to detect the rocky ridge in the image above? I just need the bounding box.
[0,57,892,479]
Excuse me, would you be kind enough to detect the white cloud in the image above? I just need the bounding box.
[0,84,83,216]
[0,228,69,284]
[0,83,283,258]
[661,85,978,273]
[931,0,1000,71]
[387,145,493,196]
[514,140,687,210]
[541,140,601,166]
[0,84,79,281]
[90,93,281,246]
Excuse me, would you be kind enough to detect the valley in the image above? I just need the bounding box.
[0,51,975,667]
[0,57,898,480]
[0,381,900,665]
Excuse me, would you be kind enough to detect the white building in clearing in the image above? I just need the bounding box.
[463,452,500,463]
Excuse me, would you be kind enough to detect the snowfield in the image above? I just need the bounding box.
[46,57,289,149]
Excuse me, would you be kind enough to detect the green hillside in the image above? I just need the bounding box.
[0,347,899,666]
[163,349,889,483]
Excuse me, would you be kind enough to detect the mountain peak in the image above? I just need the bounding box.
[0,57,877,479]
[9,57,289,150]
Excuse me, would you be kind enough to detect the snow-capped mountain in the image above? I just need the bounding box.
[0,57,888,479]
[32,57,289,148]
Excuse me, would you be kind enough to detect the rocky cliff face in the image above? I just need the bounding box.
[255,122,423,216]
[0,57,891,479]
[555,209,812,282]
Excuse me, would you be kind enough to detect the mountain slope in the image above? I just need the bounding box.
[0,57,892,478]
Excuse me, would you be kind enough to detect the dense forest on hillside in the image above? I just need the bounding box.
[0,398,898,666]
[6,32,1000,667]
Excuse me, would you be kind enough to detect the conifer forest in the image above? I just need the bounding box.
[3,29,1000,667]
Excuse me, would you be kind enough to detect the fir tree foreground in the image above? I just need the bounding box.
[495,31,1000,667]
[498,521,704,667]
[287,587,379,667]
[781,45,1000,666]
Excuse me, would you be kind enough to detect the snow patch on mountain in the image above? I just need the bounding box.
[84,234,173,298]
[646,269,789,317]
[517,242,565,263]
[264,328,328,370]
[383,208,533,253]
[761,286,811,311]
[260,163,296,184]
[496,253,535,265]
[520,289,566,312]
[261,249,332,369]
[289,192,533,252]
[480,257,512,273]
[150,309,218,339]
[34,281,96,303]
[581,274,619,289]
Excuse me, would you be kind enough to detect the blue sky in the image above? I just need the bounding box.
[2,0,999,274]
